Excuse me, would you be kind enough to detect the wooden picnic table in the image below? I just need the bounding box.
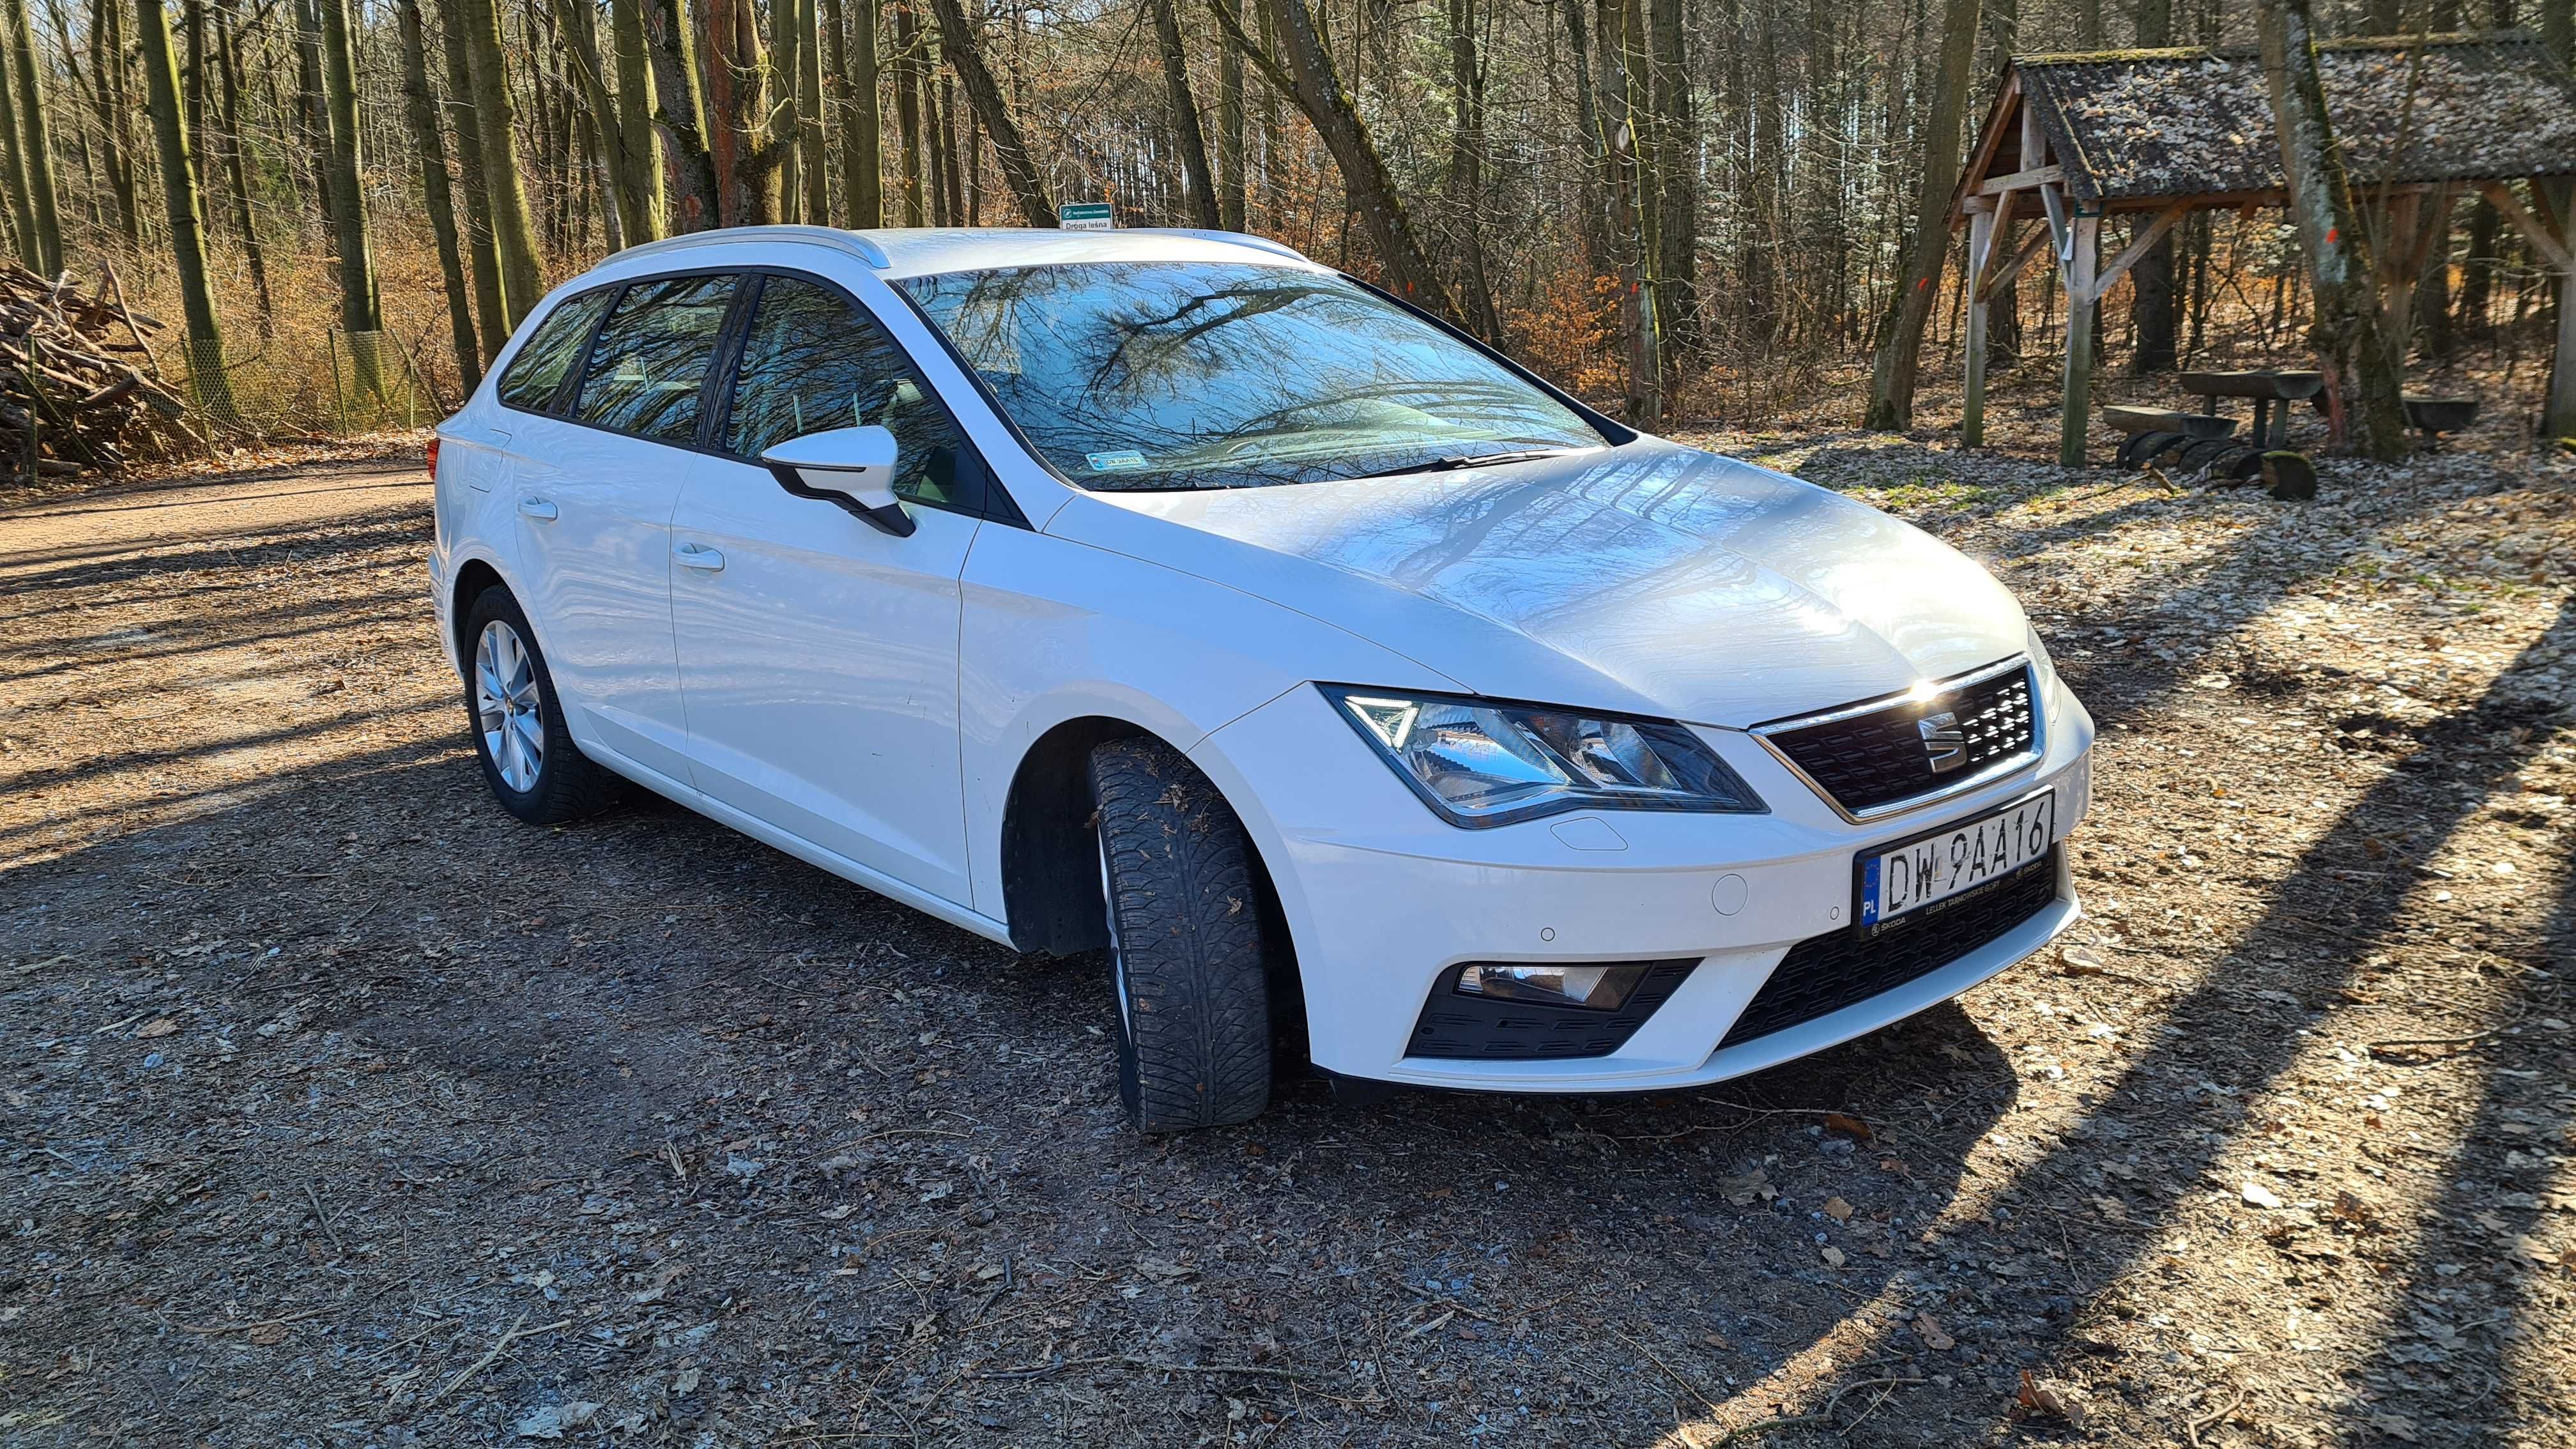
[2180,370,2324,450]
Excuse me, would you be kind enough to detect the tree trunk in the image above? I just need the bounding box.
[1561,0,1608,279]
[87,0,145,249]
[771,0,802,218]
[1862,0,1978,432]
[461,0,546,326]
[923,0,1053,225]
[698,0,782,225]
[887,0,919,223]
[2254,0,2409,459]
[211,0,272,319]
[434,0,509,357]
[827,0,880,227]
[397,0,479,390]
[316,0,383,396]
[554,0,651,244]
[932,64,963,223]
[0,8,38,266]
[611,0,664,240]
[799,0,828,222]
[137,0,233,417]
[182,0,207,159]
[1648,0,1696,360]
[2128,0,2178,371]
[1206,0,1452,315]
[1216,0,1244,228]
[1444,0,1502,339]
[641,0,719,231]
[292,0,328,208]
[4,0,66,273]
[1590,0,1657,418]
[1151,0,1221,229]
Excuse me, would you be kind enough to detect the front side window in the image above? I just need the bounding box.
[723,273,975,509]
[897,261,1608,491]
[573,273,739,442]
[495,286,615,413]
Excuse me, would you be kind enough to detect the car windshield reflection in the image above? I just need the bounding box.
[898,261,1609,491]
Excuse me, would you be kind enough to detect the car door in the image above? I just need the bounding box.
[667,270,986,905]
[506,273,740,783]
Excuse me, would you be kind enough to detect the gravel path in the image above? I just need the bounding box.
[1,440,2568,1447]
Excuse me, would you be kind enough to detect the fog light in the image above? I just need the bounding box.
[1453,962,1650,1011]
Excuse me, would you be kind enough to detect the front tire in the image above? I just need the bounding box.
[461,585,625,824]
[1089,739,1273,1133]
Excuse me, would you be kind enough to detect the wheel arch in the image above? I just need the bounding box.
[448,556,510,671]
[996,716,1295,977]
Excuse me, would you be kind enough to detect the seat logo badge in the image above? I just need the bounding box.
[1918,710,1966,773]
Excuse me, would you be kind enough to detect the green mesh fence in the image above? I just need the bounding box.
[174,326,436,438]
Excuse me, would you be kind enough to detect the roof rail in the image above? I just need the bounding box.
[1131,228,1310,263]
[607,225,891,270]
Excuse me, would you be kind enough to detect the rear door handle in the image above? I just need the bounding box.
[517,496,558,521]
[674,542,726,572]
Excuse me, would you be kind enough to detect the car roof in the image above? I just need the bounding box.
[604,225,1318,282]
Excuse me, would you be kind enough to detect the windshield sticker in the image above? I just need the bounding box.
[1085,450,1149,473]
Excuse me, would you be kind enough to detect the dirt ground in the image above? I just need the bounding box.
[2,410,2570,1448]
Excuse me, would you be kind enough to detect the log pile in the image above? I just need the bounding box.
[3,263,199,486]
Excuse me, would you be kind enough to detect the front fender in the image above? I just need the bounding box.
[957,524,1462,922]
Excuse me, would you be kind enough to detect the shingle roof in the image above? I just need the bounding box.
[2003,32,2576,208]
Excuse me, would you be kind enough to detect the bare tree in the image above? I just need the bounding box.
[825,0,879,227]
[1862,0,1979,431]
[2253,0,2409,459]
[1150,0,1220,230]
[135,0,233,414]
[3,0,65,273]
[923,0,1054,226]
[398,0,480,387]
[316,0,385,394]
[459,0,548,326]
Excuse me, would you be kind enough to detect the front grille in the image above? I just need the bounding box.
[1759,662,2037,815]
[1407,959,1699,1061]
[1718,848,2058,1050]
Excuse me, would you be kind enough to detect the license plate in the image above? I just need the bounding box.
[1857,791,2057,928]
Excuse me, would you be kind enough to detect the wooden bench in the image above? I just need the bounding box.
[2102,406,2235,440]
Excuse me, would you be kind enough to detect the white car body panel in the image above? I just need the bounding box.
[427,226,2097,1098]
[670,450,983,904]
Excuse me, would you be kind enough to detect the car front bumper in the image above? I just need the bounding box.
[1191,675,2094,1092]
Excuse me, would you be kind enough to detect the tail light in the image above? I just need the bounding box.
[426,436,442,480]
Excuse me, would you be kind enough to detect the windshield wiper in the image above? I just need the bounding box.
[1353,447,1574,480]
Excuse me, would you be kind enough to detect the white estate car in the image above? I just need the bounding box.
[428,226,2094,1132]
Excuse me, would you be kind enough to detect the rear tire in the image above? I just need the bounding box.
[461,585,626,825]
[1088,739,1273,1133]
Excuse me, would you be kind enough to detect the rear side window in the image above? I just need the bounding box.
[573,273,740,443]
[722,273,975,509]
[494,288,614,413]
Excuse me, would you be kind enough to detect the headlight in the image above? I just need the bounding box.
[1321,686,1766,827]
[2025,624,2063,725]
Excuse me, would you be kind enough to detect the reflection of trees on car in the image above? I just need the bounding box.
[903,263,1605,491]
[723,273,970,506]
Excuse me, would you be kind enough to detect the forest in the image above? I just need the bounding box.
[0,0,2570,468]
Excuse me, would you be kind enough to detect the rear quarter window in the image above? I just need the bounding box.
[496,287,616,413]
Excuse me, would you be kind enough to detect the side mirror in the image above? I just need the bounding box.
[761,425,916,537]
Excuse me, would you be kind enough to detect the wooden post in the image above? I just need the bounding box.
[1963,205,1997,447]
[2058,215,2099,468]
[2552,264,2576,439]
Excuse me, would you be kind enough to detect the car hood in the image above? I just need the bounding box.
[1045,439,2029,728]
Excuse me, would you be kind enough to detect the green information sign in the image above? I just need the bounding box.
[1060,202,1115,232]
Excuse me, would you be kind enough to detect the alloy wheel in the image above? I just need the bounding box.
[474,619,546,792]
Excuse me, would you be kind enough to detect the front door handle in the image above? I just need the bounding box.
[674,542,726,572]
[517,496,558,521]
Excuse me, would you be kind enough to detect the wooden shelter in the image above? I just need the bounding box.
[1951,32,2576,463]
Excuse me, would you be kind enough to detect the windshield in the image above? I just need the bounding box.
[896,261,1609,491]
